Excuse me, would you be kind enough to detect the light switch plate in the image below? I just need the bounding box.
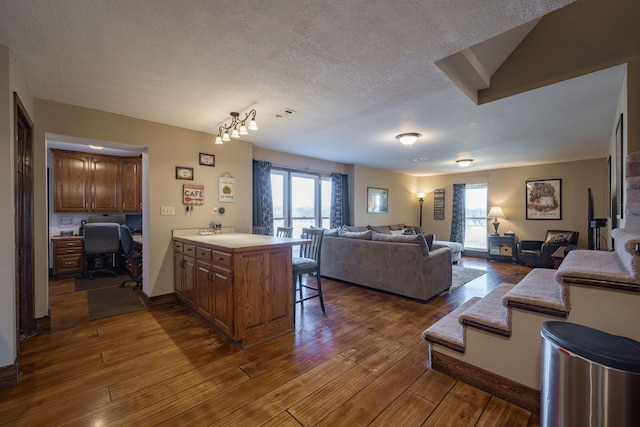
[160,206,175,215]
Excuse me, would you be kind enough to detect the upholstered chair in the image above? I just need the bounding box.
[518,230,579,268]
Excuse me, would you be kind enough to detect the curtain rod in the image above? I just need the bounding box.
[269,163,336,176]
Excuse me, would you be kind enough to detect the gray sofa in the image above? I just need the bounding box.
[320,229,452,302]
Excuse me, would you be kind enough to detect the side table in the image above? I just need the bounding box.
[488,234,518,263]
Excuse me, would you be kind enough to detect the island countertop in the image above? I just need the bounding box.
[172,231,308,252]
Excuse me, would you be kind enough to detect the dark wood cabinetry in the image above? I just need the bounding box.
[173,235,298,348]
[52,149,141,213]
[488,235,518,263]
[52,237,84,275]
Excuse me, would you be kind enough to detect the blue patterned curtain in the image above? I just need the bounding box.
[330,173,350,228]
[252,160,273,234]
[450,183,466,244]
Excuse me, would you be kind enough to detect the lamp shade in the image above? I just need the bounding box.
[488,206,505,218]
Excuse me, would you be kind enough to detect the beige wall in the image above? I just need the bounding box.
[34,100,254,312]
[1,45,35,366]
[418,158,607,249]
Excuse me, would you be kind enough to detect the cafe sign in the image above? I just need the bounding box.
[183,184,204,205]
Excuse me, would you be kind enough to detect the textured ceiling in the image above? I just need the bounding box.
[0,0,625,175]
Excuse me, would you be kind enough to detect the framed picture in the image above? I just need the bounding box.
[367,187,388,214]
[526,179,562,220]
[219,176,236,202]
[175,166,194,180]
[199,152,215,167]
[433,189,445,220]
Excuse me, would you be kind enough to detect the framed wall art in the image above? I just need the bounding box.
[219,175,236,202]
[433,189,445,220]
[199,152,215,167]
[367,187,388,214]
[526,178,562,220]
[175,166,194,180]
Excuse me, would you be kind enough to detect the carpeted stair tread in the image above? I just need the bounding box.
[459,283,515,337]
[503,269,569,317]
[422,297,481,353]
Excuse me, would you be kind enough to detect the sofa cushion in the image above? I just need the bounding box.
[423,233,434,250]
[341,225,369,232]
[387,224,405,231]
[368,225,391,234]
[338,229,373,240]
[324,228,339,236]
[371,231,429,255]
[405,225,423,235]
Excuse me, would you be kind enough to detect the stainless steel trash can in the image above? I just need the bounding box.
[541,321,640,427]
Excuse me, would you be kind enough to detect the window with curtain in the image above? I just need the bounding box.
[464,184,488,250]
[270,168,331,238]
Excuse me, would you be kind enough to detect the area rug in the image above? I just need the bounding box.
[449,266,487,292]
[87,286,145,320]
[75,274,130,291]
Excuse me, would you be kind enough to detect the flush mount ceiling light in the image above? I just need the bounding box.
[395,133,421,146]
[88,145,104,150]
[215,109,258,144]
[456,159,474,167]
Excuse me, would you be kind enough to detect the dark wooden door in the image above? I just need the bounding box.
[14,93,35,340]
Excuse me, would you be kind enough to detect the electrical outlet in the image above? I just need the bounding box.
[212,207,219,214]
[160,206,175,215]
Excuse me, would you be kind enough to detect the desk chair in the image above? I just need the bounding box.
[293,228,325,313]
[83,223,121,279]
[276,226,293,238]
[119,225,142,290]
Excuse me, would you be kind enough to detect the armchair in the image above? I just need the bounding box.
[518,230,579,268]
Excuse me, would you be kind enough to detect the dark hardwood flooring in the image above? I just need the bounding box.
[1,257,535,426]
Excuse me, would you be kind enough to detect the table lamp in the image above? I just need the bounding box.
[488,206,506,236]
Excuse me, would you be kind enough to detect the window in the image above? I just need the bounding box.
[464,184,488,250]
[271,168,332,237]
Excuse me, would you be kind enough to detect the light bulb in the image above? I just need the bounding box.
[215,135,223,144]
[222,131,230,142]
[239,125,248,135]
[231,127,239,138]
[248,119,258,130]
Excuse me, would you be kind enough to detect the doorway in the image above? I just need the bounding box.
[14,93,35,340]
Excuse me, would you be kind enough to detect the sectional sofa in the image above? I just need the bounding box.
[320,225,453,302]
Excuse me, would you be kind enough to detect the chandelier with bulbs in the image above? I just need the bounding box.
[215,109,258,144]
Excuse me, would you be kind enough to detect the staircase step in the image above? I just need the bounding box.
[422,297,481,353]
[503,268,569,317]
[459,283,515,337]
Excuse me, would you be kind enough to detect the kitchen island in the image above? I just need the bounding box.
[172,230,307,348]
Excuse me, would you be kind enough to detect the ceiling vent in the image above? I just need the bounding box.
[272,108,296,119]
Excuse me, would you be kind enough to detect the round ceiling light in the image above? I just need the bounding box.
[395,133,421,146]
[456,159,474,167]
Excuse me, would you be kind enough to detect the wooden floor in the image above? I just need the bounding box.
[1,258,536,426]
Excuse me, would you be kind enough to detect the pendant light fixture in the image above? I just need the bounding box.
[215,109,258,144]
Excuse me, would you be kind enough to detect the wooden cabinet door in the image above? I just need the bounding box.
[53,150,90,212]
[196,260,213,321]
[121,157,142,212]
[182,255,197,310]
[173,252,184,300]
[212,265,234,338]
[90,155,120,212]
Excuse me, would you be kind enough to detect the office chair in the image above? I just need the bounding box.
[119,225,142,290]
[83,223,121,279]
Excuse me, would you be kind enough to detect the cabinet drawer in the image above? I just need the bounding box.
[56,246,83,255]
[182,244,196,256]
[196,247,212,261]
[173,241,184,252]
[211,250,232,268]
[55,239,83,248]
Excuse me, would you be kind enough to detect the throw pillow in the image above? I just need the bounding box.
[546,233,569,244]
[387,224,405,231]
[423,233,434,250]
[341,225,369,233]
[338,229,373,240]
[324,228,339,236]
[406,225,423,235]
[403,228,416,235]
[368,225,391,234]
[371,231,429,255]
[390,229,404,235]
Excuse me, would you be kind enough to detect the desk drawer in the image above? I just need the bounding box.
[196,247,212,261]
[55,246,83,255]
[211,250,232,268]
